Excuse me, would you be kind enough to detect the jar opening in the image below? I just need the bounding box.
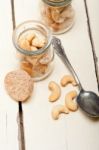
[42,0,72,7]
[13,20,52,56]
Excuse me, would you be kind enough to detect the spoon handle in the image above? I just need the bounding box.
[52,37,83,91]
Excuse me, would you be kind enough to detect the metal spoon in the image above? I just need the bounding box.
[52,37,99,117]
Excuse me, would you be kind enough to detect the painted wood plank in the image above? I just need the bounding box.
[14,0,99,150]
[86,0,99,82]
[0,0,19,150]
[86,0,99,58]
[0,112,7,150]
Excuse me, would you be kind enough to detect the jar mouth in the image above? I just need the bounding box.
[12,20,52,56]
[42,0,72,7]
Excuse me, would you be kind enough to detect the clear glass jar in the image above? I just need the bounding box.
[41,0,75,34]
[12,21,54,81]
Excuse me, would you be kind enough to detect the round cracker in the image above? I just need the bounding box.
[4,70,34,102]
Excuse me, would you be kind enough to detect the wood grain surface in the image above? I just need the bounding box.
[0,0,99,150]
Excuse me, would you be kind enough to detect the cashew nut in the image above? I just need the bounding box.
[61,75,77,87]
[26,33,35,43]
[31,46,38,51]
[48,81,61,102]
[20,61,33,76]
[60,5,75,19]
[65,91,78,111]
[32,37,47,48]
[52,105,69,120]
[51,9,63,23]
[18,38,31,51]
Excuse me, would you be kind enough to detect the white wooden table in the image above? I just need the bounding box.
[0,0,99,150]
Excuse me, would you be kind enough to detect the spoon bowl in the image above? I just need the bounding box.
[52,37,99,117]
[77,90,99,117]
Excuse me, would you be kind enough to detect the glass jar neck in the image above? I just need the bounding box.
[13,21,52,56]
[42,0,72,7]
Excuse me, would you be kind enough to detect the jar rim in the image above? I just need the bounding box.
[42,0,72,7]
[12,20,52,56]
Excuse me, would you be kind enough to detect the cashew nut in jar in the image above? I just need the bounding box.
[13,21,54,81]
[65,91,78,111]
[61,75,77,87]
[40,0,75,34]
[48,81,61,102]
[32,37,47,48]
[26,33,35,43]
[18,38,31,51]
[51,7,65,23]
[52,105,69,120]
[51,17,73,32]
[20,61,33,76]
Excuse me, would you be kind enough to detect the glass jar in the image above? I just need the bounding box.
[41,0,75,34]
[12,21,54,81]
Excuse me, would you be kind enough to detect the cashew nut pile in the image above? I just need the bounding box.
[48,75,78,120]
[17,31,51,77]
[18,31,47,51]
[42,4,75,33]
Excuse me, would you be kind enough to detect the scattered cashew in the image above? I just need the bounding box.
[52,105,69,120]
[65,91,78,111]
[48,81,61,102]
[61,75,77,87]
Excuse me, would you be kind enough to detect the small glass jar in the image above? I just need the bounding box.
[41,0,75,34]
[12,21,54,81]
